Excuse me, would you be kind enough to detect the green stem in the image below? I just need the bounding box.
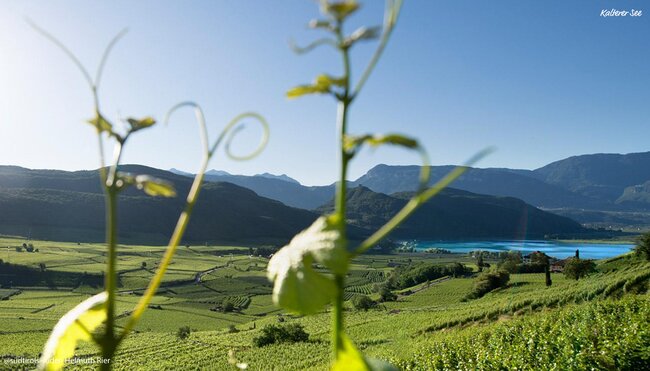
[118,160,208,341]
[332,274,345,358]
[332,23,352,360]
[104,187,118,344]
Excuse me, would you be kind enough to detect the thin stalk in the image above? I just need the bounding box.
[92,91,107,185]
[118,158,209,341]
[332,22,352,360]
[104,187,118,344]
[332,274,345,357]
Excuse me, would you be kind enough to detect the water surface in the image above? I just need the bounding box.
[408,240,633,259]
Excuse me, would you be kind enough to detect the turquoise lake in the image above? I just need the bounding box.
[408,240,634,259]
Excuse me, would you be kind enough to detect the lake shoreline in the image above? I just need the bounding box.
[400,239,634,259]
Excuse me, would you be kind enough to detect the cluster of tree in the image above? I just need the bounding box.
[424,248,452,254]
[470,250,512,260]
[13,243,38,253]
[635,231,650,261]
[389,262,470,289]
[250,247,276,258]
[0,261,102,288]
[466,270,510,299]
[352,295,376,311]
[253,323,309,347]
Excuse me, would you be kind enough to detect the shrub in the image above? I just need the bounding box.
[227,324,239,333]
[222,299,236,312]
[352,295,376,310]
[177,326,191,340]
[253,323,309,347]
[467,270,510,299]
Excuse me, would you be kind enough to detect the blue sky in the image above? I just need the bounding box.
[0,0,648,185]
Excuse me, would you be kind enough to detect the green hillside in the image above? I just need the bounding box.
[318,186,586,239]
[0,165,317,244]
[0,235,647,369]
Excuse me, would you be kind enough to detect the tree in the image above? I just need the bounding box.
[352,295,376,311]
[564,257,595,280]
[378,286,397,302]
[499,251,522,273]
[634,231,650,261]
[544,259,552,287]
[476,253,485,272]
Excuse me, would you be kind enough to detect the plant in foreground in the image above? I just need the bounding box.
[267,1,490,369]
[31,25,269,370]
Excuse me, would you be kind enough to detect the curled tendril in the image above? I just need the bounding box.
[221,113,270,161]
[164,102,269,164]
[289,38,339,55]
[165,102,210,159]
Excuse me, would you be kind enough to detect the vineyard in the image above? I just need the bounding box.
[0,235,648,370]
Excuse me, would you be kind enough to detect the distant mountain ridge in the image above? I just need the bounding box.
[0,164,596,244]
[532,151,650,204]
[0,165,317,244]
[317,186,585,240]
[170,169,335,209]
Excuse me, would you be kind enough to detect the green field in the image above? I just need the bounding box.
[0,236,648,370]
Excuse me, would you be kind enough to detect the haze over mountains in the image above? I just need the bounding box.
[0,151,648,244]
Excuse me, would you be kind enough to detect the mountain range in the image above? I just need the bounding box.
[0,162,589,244]
[171,151,650,224]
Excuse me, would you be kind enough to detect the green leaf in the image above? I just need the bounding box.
[321,0,360,21]
[367,134,418,148]
[267,215,348,314]
[331,333,398,371]
[127,116,156,132]
[287,84,330,99]
[135,175,176,197]
[38,292,107,371]
[344,133,419,153]
[332,333,368,371]
[316,74,346,88]
[287,74,345,99]
[86,114,112,134]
